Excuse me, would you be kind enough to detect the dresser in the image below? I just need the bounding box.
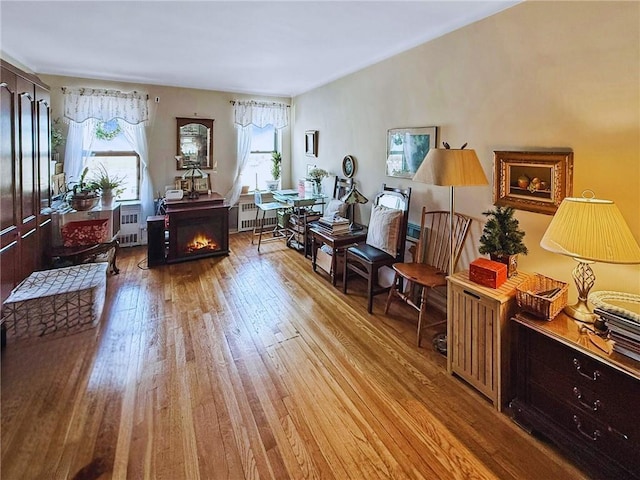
[447,271,530,411]
[511,312,640,479]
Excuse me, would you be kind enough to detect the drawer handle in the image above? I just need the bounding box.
[463,290,481,300]
[572,387,601,412]
[573,358,600,381]
[608,425,629,441]
[573,415,601,441]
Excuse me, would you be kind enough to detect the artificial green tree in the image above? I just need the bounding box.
[479,206,528,257]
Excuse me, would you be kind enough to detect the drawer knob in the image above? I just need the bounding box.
[572,387,601,412]
[573,415,601,441]
[573,358,601,381]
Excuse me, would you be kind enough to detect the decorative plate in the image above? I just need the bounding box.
[342,155,356,178]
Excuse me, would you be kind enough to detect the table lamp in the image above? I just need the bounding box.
[540,192,640,323]
[340,186,368,228]
[181,160,208,199]
[412,145,489,353]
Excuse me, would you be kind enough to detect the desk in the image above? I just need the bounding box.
[273,192,326,255]
[310,224,367,286]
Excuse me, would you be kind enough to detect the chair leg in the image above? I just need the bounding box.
[367,265,376,314]
[251,208,260,245]
[342,252,349,294]
[417,285,429,347]
[257,210,267,251]
[385,272,399,314]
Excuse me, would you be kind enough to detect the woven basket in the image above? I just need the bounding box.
[516,273,568,320]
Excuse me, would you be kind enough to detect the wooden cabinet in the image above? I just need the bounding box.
[0,60,51,304]
[447,270,529,411]
[511,312,640,479]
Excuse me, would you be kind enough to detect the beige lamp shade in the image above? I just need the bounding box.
[413,148,489,186]
[540,196,640,264]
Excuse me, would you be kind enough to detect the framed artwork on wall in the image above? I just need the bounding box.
[493,151,574,215]
[176,117,214,170]
[342,155,356,178]
[386,126,437,178]
[305,130,318,157]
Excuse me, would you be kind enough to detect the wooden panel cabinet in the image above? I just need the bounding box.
[0,60,51,305]
[511,312,640,479]
[447,270,529,411]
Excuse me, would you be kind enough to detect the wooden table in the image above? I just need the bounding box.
[51,237,120,274]
[310,223,367,286]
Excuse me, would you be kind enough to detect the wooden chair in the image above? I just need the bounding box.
[342,184,411,313]
[251,190,289,251]
[384,208,472,346]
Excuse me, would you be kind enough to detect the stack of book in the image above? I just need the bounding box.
[595,307,640,361]
[317,216,351,235]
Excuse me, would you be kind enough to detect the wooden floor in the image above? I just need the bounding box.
[1,233,587,480]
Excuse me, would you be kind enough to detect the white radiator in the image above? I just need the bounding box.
[118,203,145,246]
[237,199,277,232]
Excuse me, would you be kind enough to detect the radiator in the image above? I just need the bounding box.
[237,199,277,232]
[118,203,145,246]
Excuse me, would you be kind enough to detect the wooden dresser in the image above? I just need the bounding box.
[511,312,640,479]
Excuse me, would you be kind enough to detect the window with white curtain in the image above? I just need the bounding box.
[239,124,280,190]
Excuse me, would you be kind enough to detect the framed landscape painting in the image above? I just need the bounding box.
[386,127,437,178]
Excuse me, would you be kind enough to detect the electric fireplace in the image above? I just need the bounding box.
[165,193,229,263]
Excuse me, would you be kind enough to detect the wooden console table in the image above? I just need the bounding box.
[310,224,367,286]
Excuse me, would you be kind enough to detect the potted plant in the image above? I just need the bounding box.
[66,167,100,211]
[265,151,282,191]
[307,167,328,195]
[478,206,528,277]
[88,164,125,207]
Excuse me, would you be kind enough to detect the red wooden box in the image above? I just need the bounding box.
[469,258,507,289]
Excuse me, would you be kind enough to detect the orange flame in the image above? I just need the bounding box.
[185,233,219,253]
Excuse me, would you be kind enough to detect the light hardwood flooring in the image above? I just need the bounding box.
[1,233,587,479]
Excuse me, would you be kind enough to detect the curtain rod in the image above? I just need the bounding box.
[230,100,290,107]
[61,87,149,99]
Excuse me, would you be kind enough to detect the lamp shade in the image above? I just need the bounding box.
[340,186,368,205]
[412,148,489,186]
[540,196,640,264]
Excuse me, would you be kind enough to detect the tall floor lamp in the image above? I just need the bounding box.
[412,146,489,352]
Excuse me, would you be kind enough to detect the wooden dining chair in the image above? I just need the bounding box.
[384,208,472,346]
[342,184,411,313]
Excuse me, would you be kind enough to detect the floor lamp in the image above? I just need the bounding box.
[412,146,489,353]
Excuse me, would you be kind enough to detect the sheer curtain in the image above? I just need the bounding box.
[226,100,289,206]
[62,88,153,217]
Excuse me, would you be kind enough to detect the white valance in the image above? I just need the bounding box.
[233,100,289,129]
[63,88,149,125]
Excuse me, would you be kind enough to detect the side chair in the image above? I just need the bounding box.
[251,190,289,251]
[342,184,411,313]
[384,208,471,346]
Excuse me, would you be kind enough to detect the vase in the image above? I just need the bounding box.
[490,253,518,278]
[313,181,322,196]
[101,189,114,208]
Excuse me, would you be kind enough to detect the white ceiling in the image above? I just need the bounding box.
[0,1,519,97]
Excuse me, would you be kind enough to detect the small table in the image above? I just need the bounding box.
[51,237,120,274]
[310,223,367,286]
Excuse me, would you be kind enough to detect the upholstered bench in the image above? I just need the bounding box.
[1,262,108,341]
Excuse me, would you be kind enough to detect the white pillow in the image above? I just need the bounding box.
[324,199,347,219]
[366,204,402,256]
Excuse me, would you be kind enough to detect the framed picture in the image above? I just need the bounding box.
[386,127,437,178]
[176,117,214,169]
[305,130,318,157]
[342,155,356,178]
[493,151,574,215]
[175,177,192,192]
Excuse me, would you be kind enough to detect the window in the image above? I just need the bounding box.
[82,120,140,201]
[85,152,140,201]
[239,124,279,191]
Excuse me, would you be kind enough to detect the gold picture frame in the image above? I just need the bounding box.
[305,130,318,157]
[493,151,574,215]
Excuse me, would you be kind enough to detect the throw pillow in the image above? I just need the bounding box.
[366,204,402,256]
[61,219,109,247]
[324,199,347,219]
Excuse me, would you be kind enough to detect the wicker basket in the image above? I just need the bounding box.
[516,273,568,320]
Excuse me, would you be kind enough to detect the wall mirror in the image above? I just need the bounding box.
[176,117,214,169]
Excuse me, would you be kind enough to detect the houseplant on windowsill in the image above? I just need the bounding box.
[265,151,282,192]
[88,164,125,207]
[478,206,528,277]
[66,167,100,211]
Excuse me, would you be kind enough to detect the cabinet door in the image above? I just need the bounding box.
[449,284,498,400]
[0,66,18,303]
[17,76,37,281]
[35,85,51,268]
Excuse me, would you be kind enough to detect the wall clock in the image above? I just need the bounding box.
[342,155,356,178]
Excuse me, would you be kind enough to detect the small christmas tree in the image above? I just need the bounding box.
[479,206,528,257]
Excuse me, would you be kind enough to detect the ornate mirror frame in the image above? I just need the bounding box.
[176,117,214,169]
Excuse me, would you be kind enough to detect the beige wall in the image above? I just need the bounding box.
[39,75,291,199]
[292,1,640,295]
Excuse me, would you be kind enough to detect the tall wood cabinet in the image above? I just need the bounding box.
[1,60,52,304]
